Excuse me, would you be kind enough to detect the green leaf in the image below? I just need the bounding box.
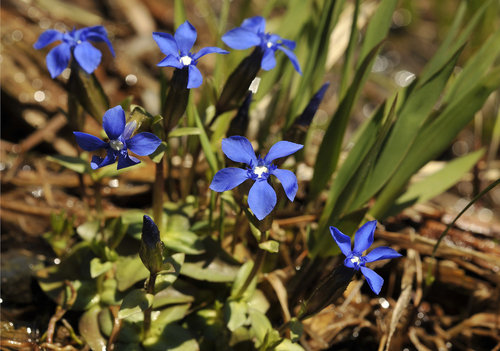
[189,101,218,175]
[445,28,500,103]
[143,323,198,351]
[371,68,500,218]
[152,286,194,309]
[162,215,205,255]
[419,0,494,83]
[358,0,397,65]
[89,257,113,278]
[388,150,485,216]
[168,127,201,137]
[258,240,280,253]
[355,45,463,209]
[309,41,383,198]
[154,252,185,292]
[47,155,90,174]
[115,255,150,291]
[276,339,305,351]
[317,100,389,233]
[151,304,191,330]
[230,261,255,299]
[76,220,100,241]
[180,257,239,283]
[79,307,107,351]
[247,308,273,347]
[225,300,248,332]
[285,0,345,126]
[118,289,154,319]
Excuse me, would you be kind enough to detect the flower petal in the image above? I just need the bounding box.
[241,16,266,33]
[360,266,384,295]
[74,41,102,74]
[277,45,302,74]
[122,121,137,140]
[248,180,276,220]
[73,132,107,151]
[329,226,352,257]
[261,48,276,71]
[157,55,183,69]
[364,247,402,263]
[175,21,197,55]
[103,106,126,140]
[127,132,162,156]
[46,43,71,78]
[187,65,203,89]
[281,39,296,50]
[221,136,257,165]
[209,167,249,192]
[81,26,115,56]
[222,28,261,50]
[271,168,298,202]
[263,141,303,163]
[34,29,62,49]
[117,152,140,169]
[192,47,229,61]
[153,32,179,57]
[353,220,377,254]
[91,151,116,169]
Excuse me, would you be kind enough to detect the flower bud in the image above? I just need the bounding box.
[285,82,329,144]
[227,92,252,137]
[216,48,263,116]
[298,265,354,320]
[163,68,190,134]
[139,215,165,274]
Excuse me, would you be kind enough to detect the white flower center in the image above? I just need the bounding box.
[180,56,192,66]
[266,41,273,48]
[110,139,124,151]
[350,256,361,264]
[253,166,268,178]
[77,40,82,44]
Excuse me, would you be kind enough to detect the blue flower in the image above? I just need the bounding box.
[330,221,402,295]
[34,26,115,79]
[209,136,303,220]
[222,16,301,74]
[153,21,229,89]
[73,105,162,170]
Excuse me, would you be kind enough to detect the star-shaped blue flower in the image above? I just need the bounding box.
[34,26,115,79]
[209,136,303,220]
[330,220,402,295]
[153,21,229,89]
[73,105,162,170]
[222,16,301,74]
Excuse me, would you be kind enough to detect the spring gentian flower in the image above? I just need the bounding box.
[33,26,115,79]
[330,220,402,295]
[222,16,301,74]
[209,136,303,220]
[153,21,229,89]
[73,105,162,170]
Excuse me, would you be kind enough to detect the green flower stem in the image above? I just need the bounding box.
[143,272,157,336]
[152,158,164,225]
[234,232,267,299]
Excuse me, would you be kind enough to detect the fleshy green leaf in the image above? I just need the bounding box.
[118,289,154,319]
[47,155,90,174]
[89,257,113,278]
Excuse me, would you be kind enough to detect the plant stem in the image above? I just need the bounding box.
[153,158,164,225]
[143,272,157,336]
[235,233,267,299]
